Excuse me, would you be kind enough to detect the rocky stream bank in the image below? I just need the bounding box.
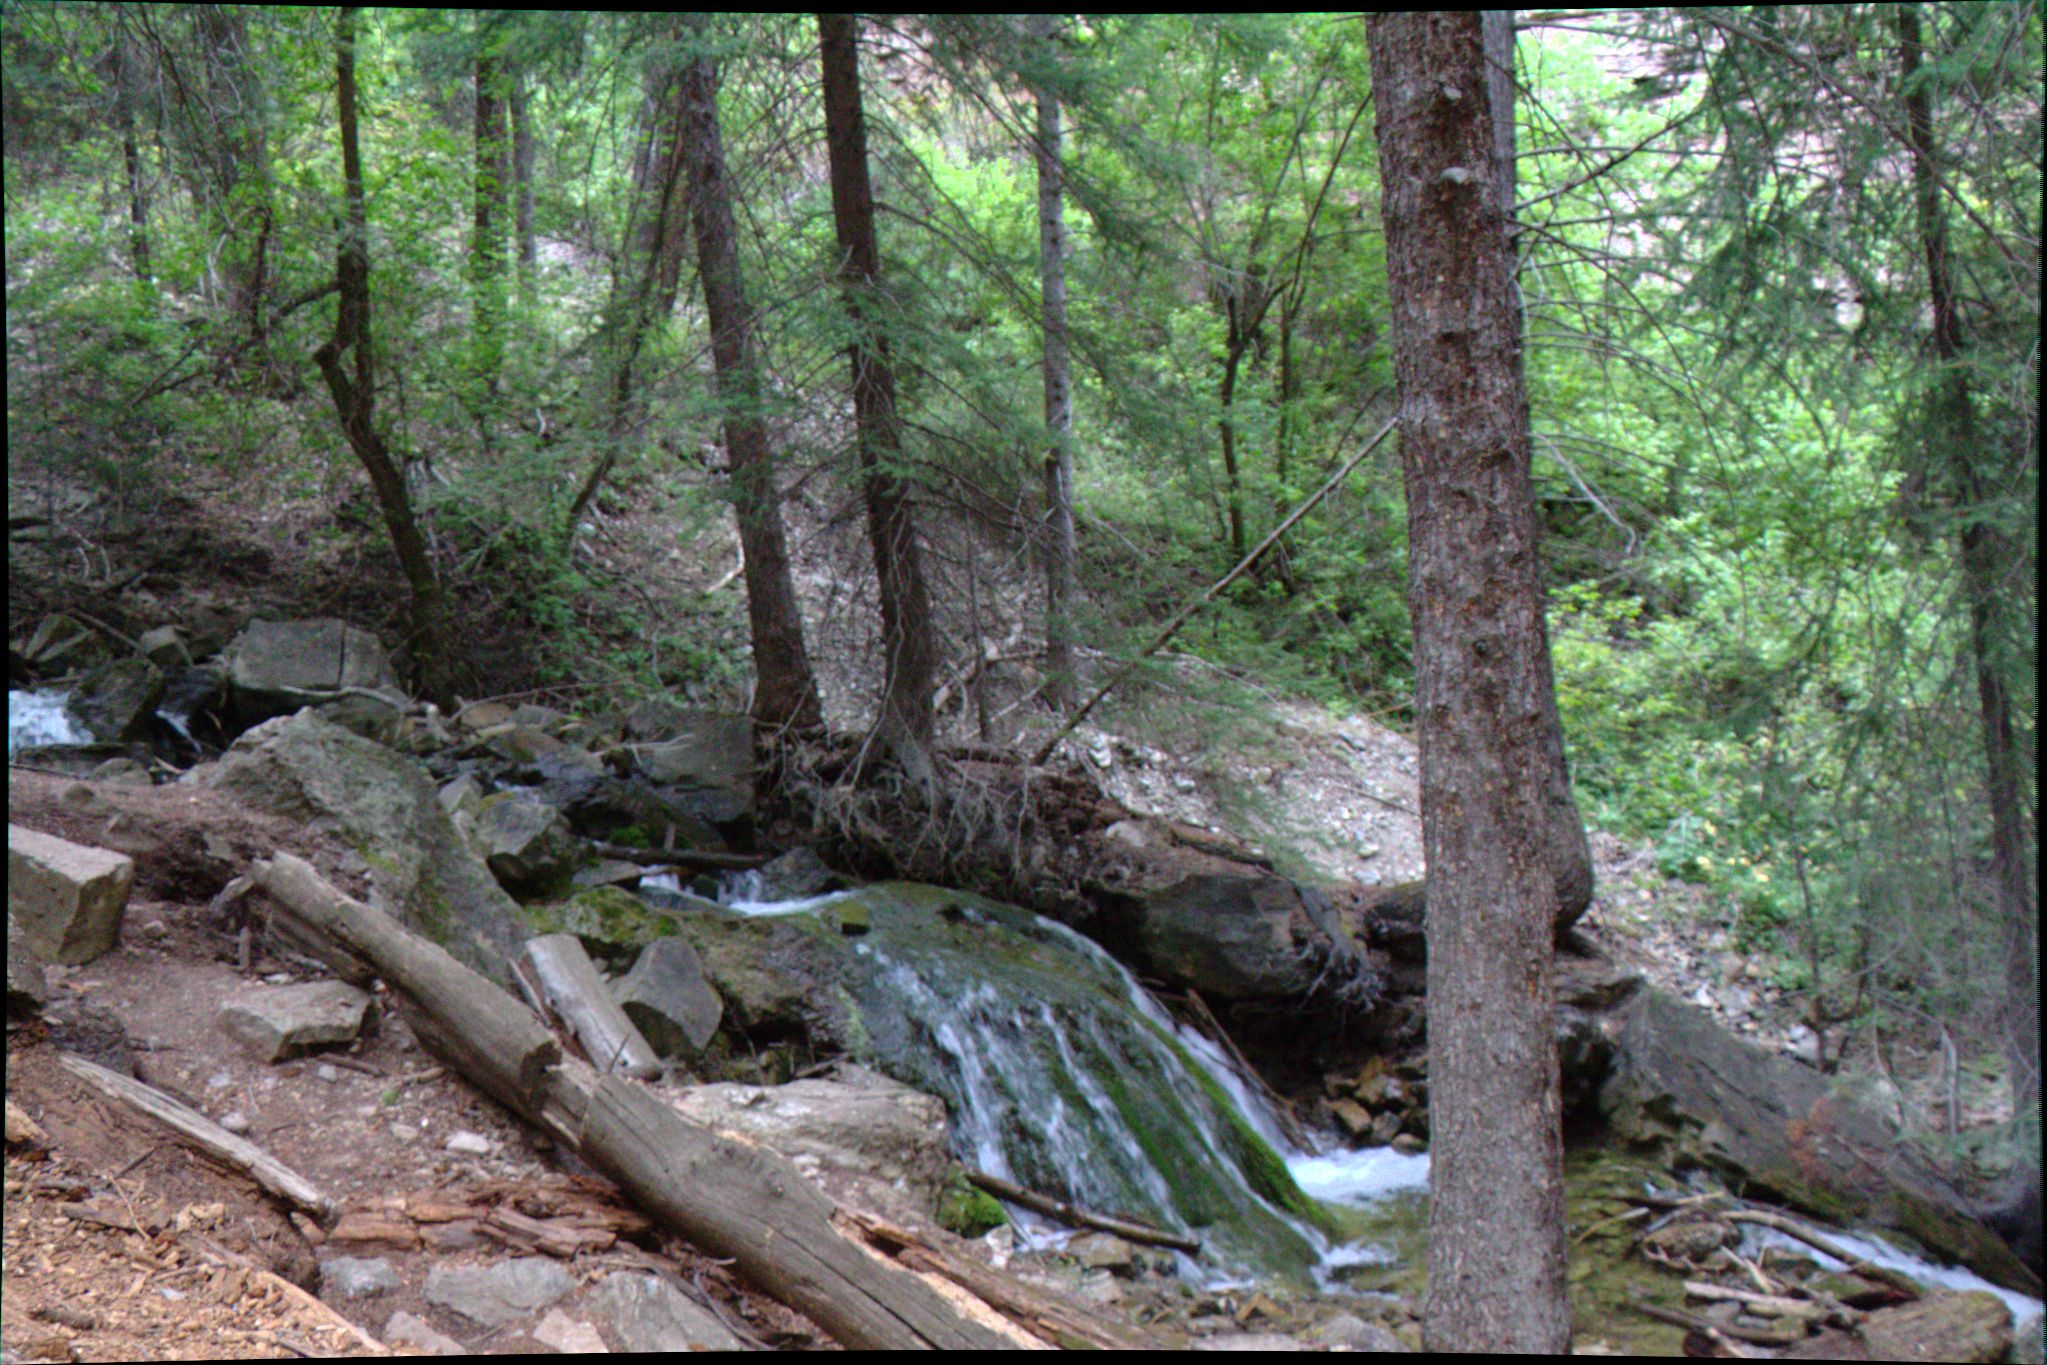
[7,613,2043,1357]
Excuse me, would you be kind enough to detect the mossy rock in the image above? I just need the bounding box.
[937,1172,1008,1238]
[521,885,679,966]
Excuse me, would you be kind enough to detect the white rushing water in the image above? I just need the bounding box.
[8,689,89,756]
[1742,1224,2043,1325]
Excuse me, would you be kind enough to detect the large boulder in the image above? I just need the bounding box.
[1089,873,1374,1008]
[473,792,583,895]
[199,712,526,984]
[69,658,166,742]
[1599,988,2042,1297]
[8,824,133,965]
[224,618,401,729]
[614,707,754,834]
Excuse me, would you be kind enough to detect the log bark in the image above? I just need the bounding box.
[518,934,663,1079]
[247,852,1017,1350]
[58,1053,336,1226]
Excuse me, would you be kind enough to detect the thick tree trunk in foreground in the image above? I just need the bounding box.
[1896,4,2038,1216]
[247,852,1018,1350]
[1032,14,1079,713]
[315,8,456,710]
[678,17,824,734]
[1368,10,1569,1352]
[818,13,941,773]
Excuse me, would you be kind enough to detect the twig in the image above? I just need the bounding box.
[964,1169,1199,1252]
[1723,1209,1922,1299]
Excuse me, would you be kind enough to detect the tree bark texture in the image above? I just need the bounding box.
[1368,10,1569,1353]
[193,4,270,358]
[1895,3,2038,1156]
[316,7,456,710]
[1032,14,1079,713]
[510,72,537,280]
[677,16,825,734]
[1487,8,1595,930]
[111,31,152,280]
[818,12,941,771]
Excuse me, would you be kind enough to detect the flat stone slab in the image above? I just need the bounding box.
[424,1258,575,1328]
[217,981,375,1062]
[585,1270,742,1352]
[8,824,134,965]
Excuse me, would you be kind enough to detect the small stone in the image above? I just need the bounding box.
[385,1309,465,1356]
[321,1256,399,1298]
[424,1258,575,1328]
[1391,1133,1426,1156]
[534,1309,609,1354]
[389,1124,419,1143]
[316,1064,341,1083]
[445,1130,492,1156]
[207,1071,234,1090]
[266,973,293,984]
[219,1111,251,1135]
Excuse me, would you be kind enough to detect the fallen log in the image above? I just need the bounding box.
[57,1053,336,1226]
[841,1208,1147,1350]
[247,851,1018,1351]
[517,933,663,1079]
[964,1169,1200,1253]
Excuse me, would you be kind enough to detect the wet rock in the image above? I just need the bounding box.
[1069,1232,1140,1277]
[1095,873,1356,1004]
[309,690,408,746]
[667,1066,951,1226]
[619,709,753,826]
[612,937,723,1057]
[1331,1099,1374,1140]
[8,824,133,965]
[223,618,399,729]
[8,913,49,1012]
[585,1270,742,1352]
[751,846,846,901]
[202,712,527,984]
[423,1257,575,1328]
[321,1256,398,1298]
[1787,1289,2012,1362]
[217,981,376,1062]
[384,1309,465,1355]
[1599,987,2040,1296]
[1641,1216,1736,1263]
[475,792,583,895]
[20,614,111,674]
[136,625,192,671]
[69,658,166,742]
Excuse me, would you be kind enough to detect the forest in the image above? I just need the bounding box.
[3,6,2039,1356]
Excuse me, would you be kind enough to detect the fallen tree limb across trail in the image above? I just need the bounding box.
[965,1169,1201,1253]
[247,851,1019,1350]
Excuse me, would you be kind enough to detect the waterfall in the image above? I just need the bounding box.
[8,689,89,756]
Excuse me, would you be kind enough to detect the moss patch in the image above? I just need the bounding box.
[937,1172,1008,1238]
[521,884,677,965]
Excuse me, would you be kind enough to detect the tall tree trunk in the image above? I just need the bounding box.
[111,30,152,281]
[1896,1,2038,1168]
[818,12,940,774]
[1031,14,1078,713]
[194,4,269,362]
[677,16,824,734]
[1369,10,1569,1353]
[1486,8,1595,930]
[472,45,510,402]
[316,7,456,710]
[510,71,537,286]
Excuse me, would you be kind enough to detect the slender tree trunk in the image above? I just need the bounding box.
[112,32,152,281]
[1369,10,1568,1352]
[1218,329,1250,565]
[677,16,823,734]
[1032,14,1078,712]
[1896,2,2038,1157]
[195,4,269,361]
[818,12,940,773]
[316,7,456,710]
[510,72,537,285]
[472,46,509,401]
[1486,8,1595,930]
